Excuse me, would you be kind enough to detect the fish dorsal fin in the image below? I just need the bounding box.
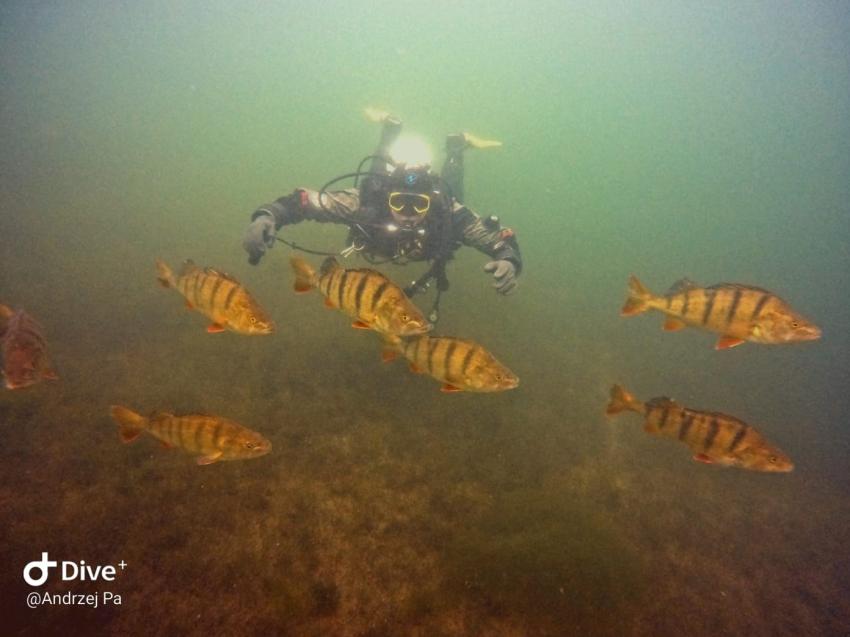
[646,396,677,408]
[320,256,341,277]
[178,260,200,277]
[702,410,747,427]
[666,278,700,296]
[203,267,240,283]
[357,268,390,281]
[708,282,772,294]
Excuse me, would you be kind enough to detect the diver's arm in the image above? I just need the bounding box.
[451,204,523,275]
[251,188,362,228]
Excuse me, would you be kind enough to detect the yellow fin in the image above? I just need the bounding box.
[109,405,147,444]
[155,259,175,288]
[463,132,503,149]
[290,256,318,292]
[364,106,391,123]
[621,275,653,316]
[606,384,641,416]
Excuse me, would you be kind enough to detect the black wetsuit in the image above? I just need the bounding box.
[252,186,522,274]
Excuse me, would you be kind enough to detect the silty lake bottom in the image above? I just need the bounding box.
[1,243,848,636]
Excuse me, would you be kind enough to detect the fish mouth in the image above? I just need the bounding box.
[798,326,822,341]
[254,322,276,335]
[491,375,520,391]
[401,322,433,336]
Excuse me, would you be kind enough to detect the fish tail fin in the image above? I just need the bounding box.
[621,275,653,316]
[606,384,642,417]
[290,257,317,293]
[155,259,175,288]
[109,405,148,443]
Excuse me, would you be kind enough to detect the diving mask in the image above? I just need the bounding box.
[388,191,431,217]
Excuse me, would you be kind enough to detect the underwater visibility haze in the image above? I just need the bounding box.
[1,1,849,635]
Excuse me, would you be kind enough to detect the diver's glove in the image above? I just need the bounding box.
[243,212,277,265]
[484,260,518,295]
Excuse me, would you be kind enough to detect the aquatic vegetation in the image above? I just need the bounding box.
[442,487,645,626]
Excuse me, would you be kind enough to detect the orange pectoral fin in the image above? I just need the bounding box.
[381,348,398,363]
[185,301,195,310]
[663,317,687,332]
[408,362,423,374]
[293,282,313,293]
[206,323,226,334]
[715,335,745,350]
[693,453,714,465]
[351,321,371,330]
[440,383,463,393]
[323,297,335,309]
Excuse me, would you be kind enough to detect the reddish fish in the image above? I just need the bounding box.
[0,304,59,390]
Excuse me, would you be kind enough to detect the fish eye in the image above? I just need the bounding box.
[401,313,409,321]
[250,316,257,324]
[791,321,799,328]
[769,455,777,463]
[245,442,254,449]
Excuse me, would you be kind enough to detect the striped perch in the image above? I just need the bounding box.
[382,334,519,393]
[620,275,821,349]
[156,259,274,334]
[605,384,793,472]
[0,304,59,390]
[110,405,271,465]
[291,256,431,337]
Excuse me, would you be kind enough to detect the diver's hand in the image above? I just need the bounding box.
[243,213,276,265]
[484,260,518,295]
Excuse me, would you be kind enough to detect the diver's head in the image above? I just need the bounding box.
[384,163,438,228]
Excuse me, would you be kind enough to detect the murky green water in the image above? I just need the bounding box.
[2,2,849,635]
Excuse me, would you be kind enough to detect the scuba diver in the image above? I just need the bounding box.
[242,111,522,322]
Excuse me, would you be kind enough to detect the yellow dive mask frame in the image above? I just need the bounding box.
[388,191,431,216]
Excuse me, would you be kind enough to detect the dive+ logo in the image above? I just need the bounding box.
[23,553,126,586]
